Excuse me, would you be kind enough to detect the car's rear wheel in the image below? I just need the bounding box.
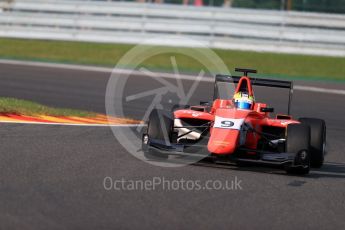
[298,118,326,168]
[144,109,173,160]
[285,124,311,175]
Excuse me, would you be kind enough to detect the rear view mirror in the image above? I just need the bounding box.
[260,107,274,113]
[200,101,211,106]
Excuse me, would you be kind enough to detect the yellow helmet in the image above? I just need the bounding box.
[233,92,254,109]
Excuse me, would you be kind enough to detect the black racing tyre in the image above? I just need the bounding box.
[299,118,326,168]
[147,109,173,140]
[285,124,311,175]
[144,109,173,160]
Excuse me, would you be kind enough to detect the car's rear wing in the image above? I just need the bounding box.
[215,73,294,115]
[216,75,293,89]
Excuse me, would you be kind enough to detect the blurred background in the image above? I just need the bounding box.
[0,0,344,80]
[133,0,345,13]
[0,0,345,59]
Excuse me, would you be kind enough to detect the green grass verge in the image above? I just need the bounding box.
[0,97,97,117]
[0,38,345,81]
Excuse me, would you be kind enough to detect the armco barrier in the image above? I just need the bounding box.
[0,0,344,56]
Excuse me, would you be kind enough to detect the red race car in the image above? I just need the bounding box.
[142,68,326,175]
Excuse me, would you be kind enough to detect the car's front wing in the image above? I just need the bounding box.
[143,137,297,166]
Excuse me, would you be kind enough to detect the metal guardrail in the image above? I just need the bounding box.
[0,0,344,56]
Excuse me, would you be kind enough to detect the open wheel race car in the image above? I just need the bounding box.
[142,68,326,175]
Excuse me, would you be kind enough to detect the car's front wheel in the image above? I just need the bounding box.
[285,124,311,175]
[299,118,326,168]
[143,109,173,160]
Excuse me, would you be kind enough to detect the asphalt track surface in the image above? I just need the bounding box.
[1,62,345,229]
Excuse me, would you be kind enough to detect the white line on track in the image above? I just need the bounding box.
[294,85,345,95]
[0,59,113,73]
[1,59,345,96]
[0,120,144,127]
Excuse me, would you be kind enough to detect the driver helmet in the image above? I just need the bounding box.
[233,92,254,110]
